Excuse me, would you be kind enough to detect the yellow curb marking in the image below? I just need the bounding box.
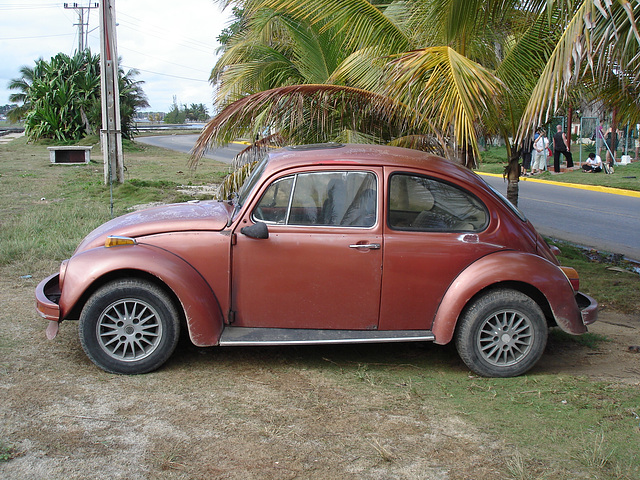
[476,172,640,198]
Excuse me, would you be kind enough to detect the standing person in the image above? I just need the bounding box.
[521,136,533,176]
[553,124,573,173]
[595,122,604,156]
[532,129,547,174]
[604,127,618,165]
[543,131,550,170]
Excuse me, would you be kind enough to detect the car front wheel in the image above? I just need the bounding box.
[79,279,180,374]
[455,289,547,378]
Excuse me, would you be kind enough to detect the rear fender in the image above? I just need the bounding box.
[432,251,585,344]
[59,244,223,346]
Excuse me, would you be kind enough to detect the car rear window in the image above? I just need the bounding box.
[388,173,488,232]
[486,184,527,222]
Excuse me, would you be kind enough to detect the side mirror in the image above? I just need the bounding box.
[240,222,269,239]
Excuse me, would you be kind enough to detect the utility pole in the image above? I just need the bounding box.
[99,0,124,203]
[64,2,99,52]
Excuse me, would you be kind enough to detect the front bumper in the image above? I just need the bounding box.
[576,291,598,326]
[35,273,61,339]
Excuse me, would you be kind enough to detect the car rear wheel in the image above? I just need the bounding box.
[79,279,180,374]
[455,289,547,378]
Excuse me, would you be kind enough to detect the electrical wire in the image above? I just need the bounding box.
[0,32,74,40]
[120,65,210,83]
[116,11,216,51]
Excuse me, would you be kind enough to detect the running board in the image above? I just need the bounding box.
[219,327,435,346]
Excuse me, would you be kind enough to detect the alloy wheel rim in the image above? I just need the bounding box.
[97,298,162,362]
[477,310,533,366]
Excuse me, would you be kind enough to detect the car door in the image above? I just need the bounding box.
[379,169,498,331]
[231,168,383,330]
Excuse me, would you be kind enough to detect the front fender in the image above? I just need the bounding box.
[432,251,586,344]
[59,243,224,346]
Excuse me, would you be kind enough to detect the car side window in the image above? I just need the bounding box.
[253,171,377,227]
[388,173,488,232]
[253,177,294,224]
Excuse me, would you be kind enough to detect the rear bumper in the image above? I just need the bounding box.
[576,291,598,326]
[35,273,61,321]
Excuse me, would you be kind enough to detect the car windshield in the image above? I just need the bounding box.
[231,154,270,219]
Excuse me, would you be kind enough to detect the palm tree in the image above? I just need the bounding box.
[8,50,148,141]
[197,1,600,203]
[197,1,507,158]
[117,66,150,139]
[7,64,42,123]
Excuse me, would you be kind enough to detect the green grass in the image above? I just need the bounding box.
[0,135,228,272]
[0,441,16,462]
[1,136,639,478]
[305,342,640,479]
[550,329,610,349]
[550,240,640,314]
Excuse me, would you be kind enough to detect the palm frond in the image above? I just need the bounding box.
[518,0,640,138]
[233,133,287,169]
[384,46,505,160]
[254,0,411,54]
[191,83,413,166]
[217,161,258,201]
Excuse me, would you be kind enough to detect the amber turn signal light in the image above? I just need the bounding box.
[105,235,137,248]
[560,266,580,291]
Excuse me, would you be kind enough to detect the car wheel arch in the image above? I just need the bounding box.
[66,269,182,320]
[59,247,225,347]
[433,281,551,344]
[431,251,575,345]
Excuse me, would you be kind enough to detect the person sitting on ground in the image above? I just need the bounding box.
[582,152,603,173]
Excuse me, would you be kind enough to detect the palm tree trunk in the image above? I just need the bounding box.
[80,107,93,136]
[505,158,520,206]
[504,141,520,206]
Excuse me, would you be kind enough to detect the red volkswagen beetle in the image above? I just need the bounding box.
[35,144,597,377]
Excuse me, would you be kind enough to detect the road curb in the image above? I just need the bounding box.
[477,172,640,198]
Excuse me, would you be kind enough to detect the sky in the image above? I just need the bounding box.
[0,0,233,113]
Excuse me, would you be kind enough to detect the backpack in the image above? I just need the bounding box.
[603,161,615,174]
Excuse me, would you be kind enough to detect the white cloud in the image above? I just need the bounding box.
[0,0,232,112]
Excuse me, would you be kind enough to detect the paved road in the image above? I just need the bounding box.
[138,135,640,261]
[482,174,640,261]
[137,134,245,164]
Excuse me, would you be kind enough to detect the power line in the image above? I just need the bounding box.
[0,32,74,41]
[0,4,59,10]
[115,22,214,55]
[118,13,215,53]
[120,65,211,83]
[115,43,212,74]
[115,11,215,51]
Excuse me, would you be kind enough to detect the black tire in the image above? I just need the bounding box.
[79,279,180,374]
[455,289,547,378]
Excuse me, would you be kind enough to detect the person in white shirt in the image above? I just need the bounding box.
[531,129,548,174]
[582,152,602,173]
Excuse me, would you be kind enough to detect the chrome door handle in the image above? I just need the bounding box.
[349,243,381,249]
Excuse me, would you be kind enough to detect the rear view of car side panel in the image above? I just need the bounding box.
[431,250,591,344]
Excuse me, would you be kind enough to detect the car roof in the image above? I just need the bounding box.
[265,143,485,188]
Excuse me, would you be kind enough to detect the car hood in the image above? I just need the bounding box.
[74,200,232,253]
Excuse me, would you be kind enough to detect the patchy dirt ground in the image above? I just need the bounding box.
[1,272,638,480]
